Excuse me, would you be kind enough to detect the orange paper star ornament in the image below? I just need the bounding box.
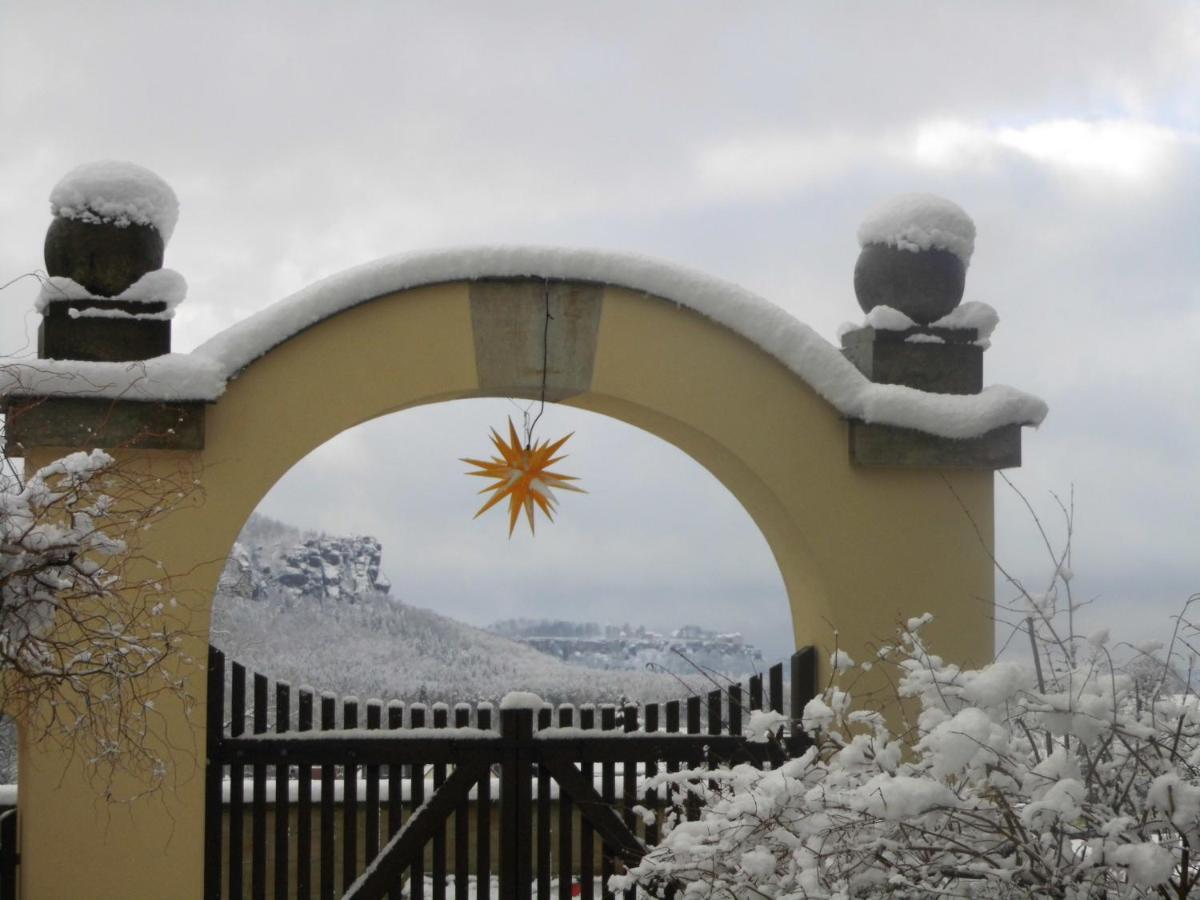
[462,418,586,536]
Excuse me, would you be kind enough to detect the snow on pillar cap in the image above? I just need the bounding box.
[853,193,976,325]
[856,193,975,265]
[44,161,180,299]
[49,160,179,243]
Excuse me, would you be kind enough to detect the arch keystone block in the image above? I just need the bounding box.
[469,279,603,401]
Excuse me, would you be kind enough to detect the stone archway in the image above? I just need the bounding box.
[7,246,1040,898]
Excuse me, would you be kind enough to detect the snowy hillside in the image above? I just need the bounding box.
[212,515,707,706]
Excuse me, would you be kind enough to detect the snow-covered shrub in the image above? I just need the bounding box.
[616,494,1200,898]
[0,447,196,791]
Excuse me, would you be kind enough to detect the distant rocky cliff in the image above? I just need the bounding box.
[220,516,391,603]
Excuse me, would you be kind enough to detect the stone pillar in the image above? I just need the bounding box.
[38,163,177,362]
[843,193,1021,469]
[6,162,204,457]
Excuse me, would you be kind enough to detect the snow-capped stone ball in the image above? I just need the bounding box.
[44,160,180,297]
[854,193,976,324]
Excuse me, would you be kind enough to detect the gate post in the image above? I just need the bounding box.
[499,706,534,899]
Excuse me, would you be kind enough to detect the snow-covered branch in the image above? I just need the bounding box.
[0,442,198,792]
[617,497,1200,898]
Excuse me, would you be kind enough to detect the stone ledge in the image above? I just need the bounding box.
[849,421,1021,470]
[3,397,205,454]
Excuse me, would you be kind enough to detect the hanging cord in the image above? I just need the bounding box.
[524,279,553,449]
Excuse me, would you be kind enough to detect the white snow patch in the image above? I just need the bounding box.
[864,305,916,331]
[933,300,998,341]
[746,709,787,743]
[68,307,172,321]
[830,649,855,672]
[0,354,224,401]
[2,247,1047,437]
[904,333,945,344]
[835,321,858,340]
[1108,843,1175,886]
[499,691,544,711]
[857,193,975,266]
[35,269,188,312]
[858,300,998,346]
[50,160,179,243]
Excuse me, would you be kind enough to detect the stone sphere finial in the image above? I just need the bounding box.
[43,160,179,297]
[853,193,975,325]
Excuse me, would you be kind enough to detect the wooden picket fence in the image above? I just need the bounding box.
[205,645,818,899]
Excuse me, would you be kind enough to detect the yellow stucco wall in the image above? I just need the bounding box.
[17,279,994,898]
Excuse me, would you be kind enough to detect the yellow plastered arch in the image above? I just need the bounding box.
[18,277,995,899]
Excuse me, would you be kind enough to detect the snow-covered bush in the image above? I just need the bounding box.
[0,447,195,790]
[616,498,1200,898]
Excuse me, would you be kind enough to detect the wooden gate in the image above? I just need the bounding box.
[204,645,817,899]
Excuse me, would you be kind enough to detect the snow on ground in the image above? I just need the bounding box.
[0,246,1046,439]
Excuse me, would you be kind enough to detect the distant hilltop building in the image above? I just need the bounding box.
[488,618,764,676]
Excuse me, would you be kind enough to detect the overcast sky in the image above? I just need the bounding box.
[2,2,1197,662]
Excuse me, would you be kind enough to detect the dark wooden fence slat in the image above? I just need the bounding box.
[204,646,225,900]
[454,705,471,900]
[536,707,552,900]
[579,706,595,900]
[475,705,493,900]
[791,646,819,752]
[297,689,314,900]
[769,662,785,715]
[365,701,383,867]
[343,762,487,900]
[343,697,360,894]
[621,706,638,900]
[728,684,743,736]
[319,694,336,900]
[252,672,268,900]
[664,700,681,852]
[410,705,426,900]
[643,705,659,848]
[599,706,616,900]
[386,701,405,900]
[274,682,291,900]
[706,690,722,736]
[500,708,534,900]
[229,662,247,900]
[685,696,702,822]
[557,705,574,900]
[748,673,763,712]
[432,704,449,900]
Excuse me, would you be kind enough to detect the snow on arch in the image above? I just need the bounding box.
[1,246,1047,439]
